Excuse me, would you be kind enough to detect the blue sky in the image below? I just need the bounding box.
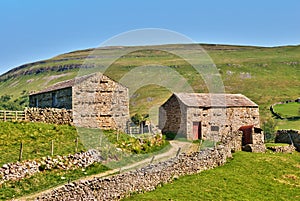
[0,0,300,74]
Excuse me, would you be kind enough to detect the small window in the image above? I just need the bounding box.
[211,126,219,132]
[34,98,38,107]
[52,92,57,107]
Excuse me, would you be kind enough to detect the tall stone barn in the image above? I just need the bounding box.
[159,93,260,141]
[29,73,129,131]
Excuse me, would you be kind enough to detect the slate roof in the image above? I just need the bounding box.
[30,73,94,95]
[174,93,258,108]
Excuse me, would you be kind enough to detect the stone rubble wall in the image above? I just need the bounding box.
[275,130,300,151]
[267,144,296,153]
[0,150,103,185]
[25,107,73,125]
[35,132,242,201]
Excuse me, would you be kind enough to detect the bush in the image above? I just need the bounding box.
[262,117,278,142]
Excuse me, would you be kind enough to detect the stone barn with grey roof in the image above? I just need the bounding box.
[159,93,260,141]
[29,72,129,131]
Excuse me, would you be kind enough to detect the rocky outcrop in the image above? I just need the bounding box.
[25,107,73,125]
[35,132,242,201]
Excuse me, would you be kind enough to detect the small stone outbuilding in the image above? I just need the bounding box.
[29,73,129,131]
[159,93,260,141]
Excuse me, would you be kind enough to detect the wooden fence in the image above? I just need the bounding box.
[0,110,27,122]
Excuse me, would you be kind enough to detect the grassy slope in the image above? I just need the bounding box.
[0,44,299,128]
[123,151,300,201]
[0,121,83,166]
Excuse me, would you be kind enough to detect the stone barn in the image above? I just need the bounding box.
[159,93,260,141]
[29,72,129,131]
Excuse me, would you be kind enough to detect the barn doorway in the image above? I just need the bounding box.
[239,125,253,145]
[193,122,202,140]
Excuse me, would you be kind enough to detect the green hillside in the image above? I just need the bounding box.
[0,44,299,128]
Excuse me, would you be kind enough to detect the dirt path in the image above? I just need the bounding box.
[16,140,192,201]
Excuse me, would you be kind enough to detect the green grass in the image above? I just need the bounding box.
[0,121,84,166]
[123,151,300,201]
[273,102,300,118]
[277,119,300,130]
[0,163,109,201]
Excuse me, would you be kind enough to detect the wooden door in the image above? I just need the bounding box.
[239,125,253,145]
[193,122,201,140]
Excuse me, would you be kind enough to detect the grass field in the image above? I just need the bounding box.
[273,102,300,118]
[123,151,300,201]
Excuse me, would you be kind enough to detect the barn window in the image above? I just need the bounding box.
[211,126,219,132]
[34,98,38,107]
[52,92,57,107]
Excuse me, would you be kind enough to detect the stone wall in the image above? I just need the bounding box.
[29,87,72,109]
[267,144,296,153]
[72,73,129,131]
[0,150,103,185]
[36,132,242,201]
[275,130,300,151]
[25,107,73,125]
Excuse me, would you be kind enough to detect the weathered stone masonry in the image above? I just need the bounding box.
[29,73,130,131]
[25,107,73,125]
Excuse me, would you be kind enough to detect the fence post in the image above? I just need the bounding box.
[19,142,23,161]
[4,111,6,121]
[150,156,155,165]
[176,147,181,158]
[15,111,17,121]
[51,140,54,156]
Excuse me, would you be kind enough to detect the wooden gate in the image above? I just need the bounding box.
[0,110,27,122]
[193,122,202,140]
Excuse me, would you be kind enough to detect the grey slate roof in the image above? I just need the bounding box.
[30,73,94,95]
[174,93,258,108]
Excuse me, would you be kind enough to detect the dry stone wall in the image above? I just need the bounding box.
[0,150,103,185]
[25,107,73,125]
[275,130,300,151]
[36,132,242,201]
[267,144,296,153]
